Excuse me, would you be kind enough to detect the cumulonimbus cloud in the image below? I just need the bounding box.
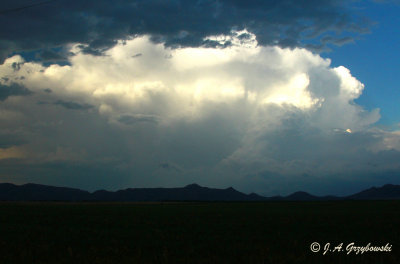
[0,34,398,195]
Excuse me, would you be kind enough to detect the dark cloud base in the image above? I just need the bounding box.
[0,159,132,192]
[0,158,399,196]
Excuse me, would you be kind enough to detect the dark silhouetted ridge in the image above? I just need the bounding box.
[88,184,265,201]
[0,183,90,201]
[0,183,400,201]
[347,184,400,200]
[285,191,318,201]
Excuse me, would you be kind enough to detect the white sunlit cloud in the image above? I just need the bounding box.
[0,32,399,195]
[0,34,365,119]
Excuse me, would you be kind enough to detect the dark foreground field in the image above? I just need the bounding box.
[0,201,399,264]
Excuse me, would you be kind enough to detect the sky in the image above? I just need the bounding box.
[0,0,399,196]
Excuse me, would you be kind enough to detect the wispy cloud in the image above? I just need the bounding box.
[0,82,32,101]
[53,100,93,110]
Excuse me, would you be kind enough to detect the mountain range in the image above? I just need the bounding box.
[0,183,400,201]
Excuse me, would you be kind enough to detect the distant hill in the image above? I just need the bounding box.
[0,183,264,201]
[0,183,90,201]
[347,184,400,200]
[0,182,399,201]
[284,191,318,201]
[91,184,264,201]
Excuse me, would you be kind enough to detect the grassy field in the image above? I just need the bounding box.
[0,201,399,264]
